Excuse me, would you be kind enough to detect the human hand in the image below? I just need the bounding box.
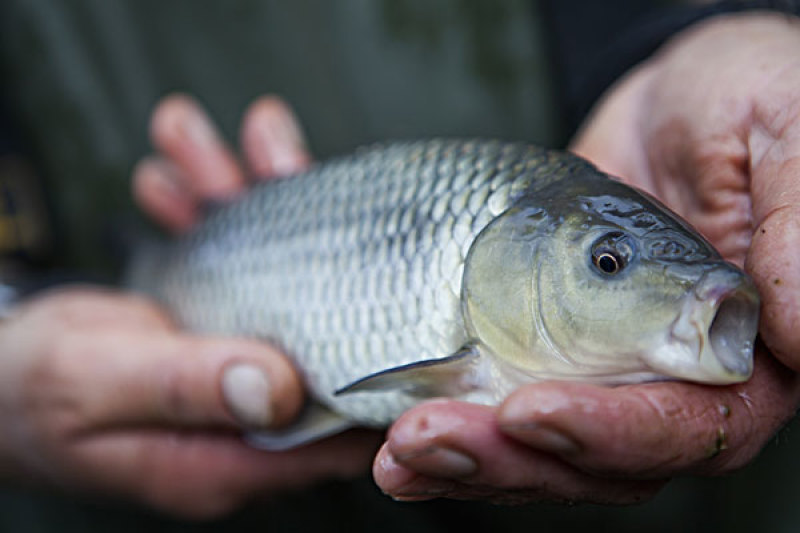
[134,94,311,233]
[0,95,379,519]
[373,13,800,503]
[571,12,800,365]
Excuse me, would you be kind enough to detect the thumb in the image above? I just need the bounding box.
[70,329,305,430]
[747,99,800,370]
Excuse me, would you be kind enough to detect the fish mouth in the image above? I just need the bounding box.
[707,285,759,378]
[653,264,759,384]
[673,265,759,383]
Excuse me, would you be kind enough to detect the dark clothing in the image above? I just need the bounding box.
[1,1,799,532]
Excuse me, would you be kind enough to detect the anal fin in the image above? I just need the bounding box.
[245,402,354,451]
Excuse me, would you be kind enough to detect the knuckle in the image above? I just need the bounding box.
[583,388,694,478]
[22,329,90,437]
[156,363,197,420]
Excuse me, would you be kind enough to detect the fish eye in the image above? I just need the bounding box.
[591,232,634,276]
[594,251,621,274]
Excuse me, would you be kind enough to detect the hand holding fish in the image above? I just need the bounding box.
[132,96,688,505]
[375,13,800,502]
[573,12,800,368]
[29,11,800,514]
[0,96,379,519]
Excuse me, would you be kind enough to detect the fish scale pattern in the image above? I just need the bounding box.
[138,139,576,424]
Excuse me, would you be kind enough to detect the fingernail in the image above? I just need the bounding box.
[395,446,478,479]
[270,146,304,176]
[254,110,307,176]
[256,122,295,175]
[503,424,581,455]
[275,104,306,147]
[180,104,219,147]
[221,364,273,427]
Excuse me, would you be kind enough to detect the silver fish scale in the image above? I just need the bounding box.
[142,139,576,425]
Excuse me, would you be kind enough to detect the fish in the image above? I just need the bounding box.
[129,139,760,450]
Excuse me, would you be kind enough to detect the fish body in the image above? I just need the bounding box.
[131,140,759,446]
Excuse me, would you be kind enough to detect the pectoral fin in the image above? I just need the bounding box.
[245,402,354,451]
[335,344,480,398]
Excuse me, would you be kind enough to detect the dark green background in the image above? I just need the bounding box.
[1,0,555,273]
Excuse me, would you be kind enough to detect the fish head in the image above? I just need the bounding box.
[463,169,759,385]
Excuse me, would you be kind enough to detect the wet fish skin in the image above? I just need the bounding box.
[133,140,573,425]
[130,139,758,433]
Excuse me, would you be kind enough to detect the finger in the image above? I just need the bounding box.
[69,429,380,519]
[131,156,199,233]
[241,95,311,178]
[15,286,177,331]
[748,97,800,369]
[747,203,800,368]
[37,327,305,431]
[497,346,800,479]
[569,63,655,184]
[374,400,663,505]
[149,93,245,201]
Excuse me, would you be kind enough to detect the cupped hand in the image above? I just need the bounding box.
[572,13,800,367]
[374,13,800,503]
[0,95,379,519]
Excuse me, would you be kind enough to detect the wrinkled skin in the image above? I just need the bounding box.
[375,13,800,503]
[2,12,800,518]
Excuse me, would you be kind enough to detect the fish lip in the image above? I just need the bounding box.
[707,284,759,378]
[671,266,759,382]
